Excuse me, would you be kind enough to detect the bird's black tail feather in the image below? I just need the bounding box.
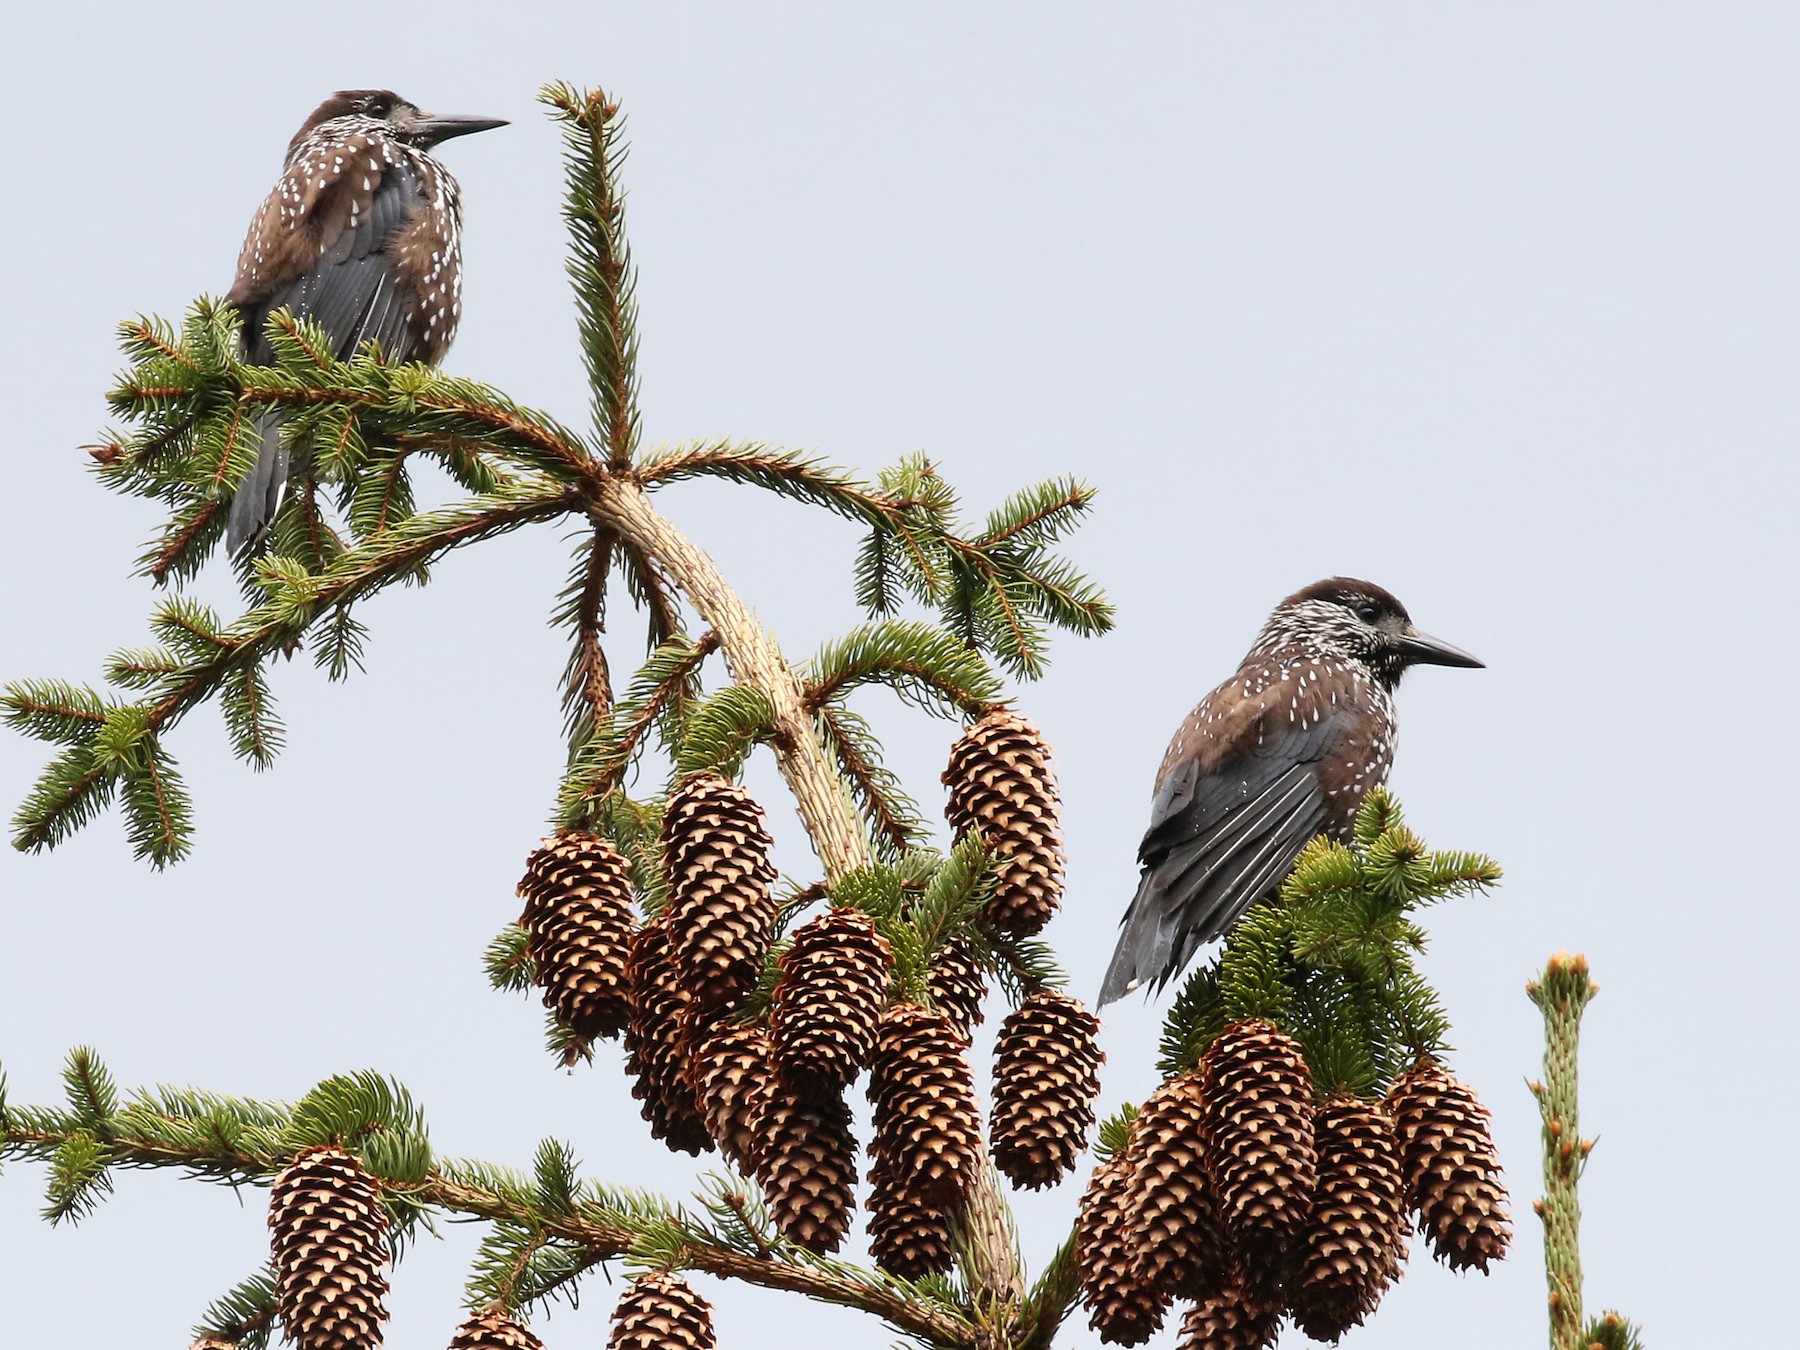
[226,419,287,555]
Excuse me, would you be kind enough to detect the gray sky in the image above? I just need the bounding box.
[3,5,1793,1346]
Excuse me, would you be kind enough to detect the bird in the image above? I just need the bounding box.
[1097,577,1483,1007]
[223,90,507,552]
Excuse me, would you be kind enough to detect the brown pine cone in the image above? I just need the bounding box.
[661,775,778,1010]
[770,907,892,1088]
[1075,1151,1167,1345]
[758,1077,858,1254]
[1199,1022,1318,1305]
[1176,1288,1283,1350]
[687,1020,774,1178]
[191,1340,237,1350]
[1121,1074,1231,1303]
[990,991,1104,1190]
[517,831,637,1047]
[625,920,714,1156]
[267,1145,391,1350]
[449,1311,545,1349]
[608,1271,716,1350]
[867,1149,957,1279]
[867,1003,984,1207]
[942,710,1066,936]
[1388,1058,1511,1272]
[925,935,988,1037]
[1288,1099,1408,1342]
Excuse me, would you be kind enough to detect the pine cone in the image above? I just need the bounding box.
[1121,1074,1231,1302]
[1388,1058,1511,1272]
[868,1003,984,1207]
[942,710,1065,936]
[608,1271,716,1350]
[625,920,714,1156]
[1288,1099,1408,1342]
[517,831,637,1046]
[770,907,892,1088]
[759,1077,858,1253]
[867,1149,957,1279]
[990,992,1104,1190]
[191,1340,237,1350]
[688,1020,774,1178]
[1176,1288,1283,1350]
[449,1311,544,1350]
[267,1145,391,1350]
[926,935,988,1037]
[661,775,778,1010]
[1075,1151,1167,1345]
[1200,1022,1318,1304]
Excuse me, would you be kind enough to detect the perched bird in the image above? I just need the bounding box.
[1097,578,1482,1006]
[224,90,507,551]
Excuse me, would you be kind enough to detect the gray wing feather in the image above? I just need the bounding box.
[1098,707,1349,1007]
[229,162,423,552]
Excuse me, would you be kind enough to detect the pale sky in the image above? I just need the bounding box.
[3,6,1794,1347]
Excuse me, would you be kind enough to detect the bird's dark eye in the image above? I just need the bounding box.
[363,98,390,117]
[1356,605,1379,623]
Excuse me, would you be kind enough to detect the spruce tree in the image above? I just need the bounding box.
[3,84,1525,1348]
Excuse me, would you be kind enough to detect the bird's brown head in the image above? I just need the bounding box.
[1251,576,1484,688]
[287,90,508,160]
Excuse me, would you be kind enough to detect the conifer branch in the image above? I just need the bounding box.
[638,440,911,527]
[0,1069,974,1348]
[815,704,926,860]
[556,526,616,752]
[541,82,640,470]
[1527,952,1613,1350]
[558,630,717,828]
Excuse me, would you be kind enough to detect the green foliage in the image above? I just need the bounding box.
[1156,788,1500,1097]
[815,703,929,861]
[557,630,716,829]
[193,1267,279,1350]
[674,685,779,780]
[1582,1311,1645,1350]
[541,82,640,467]
[485,922,536,993]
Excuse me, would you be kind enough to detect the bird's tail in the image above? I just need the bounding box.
[226,418,288,554]
[1097,868,1179,1008]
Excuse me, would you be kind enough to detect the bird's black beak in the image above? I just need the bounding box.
[413,113,510,147]
[1394,627,1485,669]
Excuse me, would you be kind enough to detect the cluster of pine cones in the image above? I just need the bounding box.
[517,711,1099,1269]
[1076,1024,1510,1349]
[257,1142,719,1349]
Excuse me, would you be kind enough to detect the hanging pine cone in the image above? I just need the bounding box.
[758,1077,858,1254]
[267,1145,391,1350]
[1288,1099,1408,1342]
[687,1020,774,1178]
[942,709,1066,936]
[868,1003,984,1206]
[608,1271,716,1350]
[867,1149,957,1279]
[517,831,637,1046]
[1121,1074,1231,1302]
[990,991,1104,1190]
[1075,1151,1167,1346]
[449,1311,544,1350]
[770,907,892,1088]
[926,935,988,1037]
[661,775,778,1010]
[625,920,714,1156]
[1388,1058,1511,1272]
[1176,1288,1283,1350]
[1200,1022,1318,1304]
